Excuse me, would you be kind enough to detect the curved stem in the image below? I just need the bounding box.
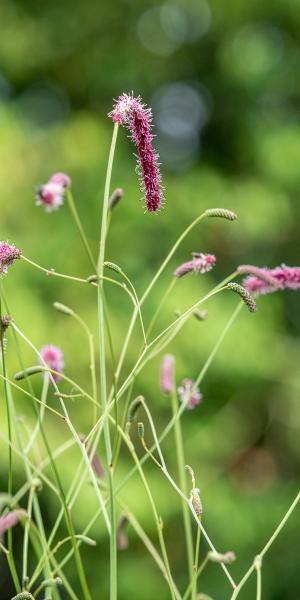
[66,190,97,271]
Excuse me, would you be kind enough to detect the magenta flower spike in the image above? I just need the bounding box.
[0,510,24,535]
[178,378,203,410]
[175,253,216,278]
[109,93,163,213]
[160,354,175,394]
[39,345,64,381]
[243,264,300,296]
[0,242,21,276]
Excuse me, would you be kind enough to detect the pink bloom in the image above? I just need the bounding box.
[178,378,203,410]
[160,354,175,394]
[39,345,64,380]
[49,172,71,188]
[175,253,216,278]
[109,93,163,213]
[36,182,65,212]
[243,264,300,296]
[0,242,21,275]
[0,510,25,535]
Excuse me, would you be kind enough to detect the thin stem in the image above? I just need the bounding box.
[170,389,194,594]
[0,295,21,593]
[22,486,34,588]
[66,189,97,271]
[25,372,49,454]
[193,526,201,599]
[96,121,119,600]
[182,554,209,600]
[255,558,262,600]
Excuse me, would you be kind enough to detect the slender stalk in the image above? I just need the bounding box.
[22,486,34,588]
[182,554,209,600]
[66,189,97,271]
[25,372,49,454]
[170,389,195,595]
[96,121,119,600]
[0,296,21,593]
[255,557,262,600]
[193,526,201,599]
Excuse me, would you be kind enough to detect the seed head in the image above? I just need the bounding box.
[227,283,257,312]
[205,208,237,221]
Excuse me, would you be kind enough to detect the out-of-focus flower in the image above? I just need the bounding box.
[109,93,163,212]
[178,378,202,409]
[0,509,25,536]
[49,172,71,188]
[117,513,129,551]
[160,354,175,394]
[243,264,300,296]
[108,187,124,211]
[36,172,71,212]
[80,435,105,479]
[175,253,216,278]
[0,242,21,276]
[39,345,64,381]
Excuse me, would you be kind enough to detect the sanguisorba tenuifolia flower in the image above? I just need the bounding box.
[242,264,300,296]
[36,172,71,212]
[160,354,175,394]
[109,93,163,213]
[39,345,64,381]
[0,242,21,276]
[178,378,203,410]
[175,253,216,278]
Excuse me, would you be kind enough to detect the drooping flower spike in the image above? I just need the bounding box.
[39,345,64,381]
[175,253,216,278]
[178,378,203,410]
[36,172,71,212]
[242,264,300,296]
[0,242,21,275]
[109,93,163,213]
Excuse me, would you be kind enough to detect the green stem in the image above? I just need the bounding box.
[66,189,97,271]
[96,121,119,600]
[22,486,34,588]
[182,554,209,600]
[170,389,194,594]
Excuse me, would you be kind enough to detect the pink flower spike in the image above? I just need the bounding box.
[161,354,175,394]
[0,242,21,276]
[178,378,203,410]
[49,172,71,188]
[175,253,216,278]
[109,93,163,213]
[39,345,64,381]
[36,182,65,212]
[243,264,300,296]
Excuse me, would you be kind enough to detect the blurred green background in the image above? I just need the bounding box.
[0,0,300,598]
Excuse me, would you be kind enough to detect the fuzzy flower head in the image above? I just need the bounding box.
[175,253,216,278]
[36,172,71,213]
[39,345,64,381]
[160,354,175,394]
[243,264,300,296]
[0,242,21,276]
[178,378,203,410]
[109,93,163,213]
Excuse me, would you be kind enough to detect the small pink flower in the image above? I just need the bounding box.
[0,242,21,275]
[109,93,163,213]
[36,182,65,212]
[175,253,216,278]
[49,172,71,188]
[178,378,203,410]
[0,510,25,536]
[160,354,175,394]
[243,264,300,296]
[36,172,71,213]
[39,345,64,380]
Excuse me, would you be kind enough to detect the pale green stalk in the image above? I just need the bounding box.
[170,388,195,596]
[182,554,210,600]
[97,121,119,600]
[231,490,300,599]
[22,486,34,588]
[66,189,97,271]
